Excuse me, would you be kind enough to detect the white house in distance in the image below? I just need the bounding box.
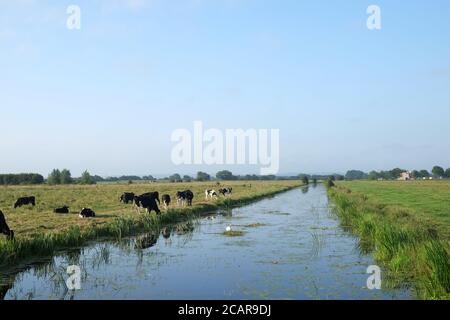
[398,171,411,181]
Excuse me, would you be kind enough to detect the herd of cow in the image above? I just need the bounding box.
[121,187,232,214]
[0,187,234,241]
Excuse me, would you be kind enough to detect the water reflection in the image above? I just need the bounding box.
[301,185,310,194]
[135,233,158,250]
[0,186,413,300]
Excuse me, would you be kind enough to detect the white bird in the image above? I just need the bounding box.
[226,225,232,232]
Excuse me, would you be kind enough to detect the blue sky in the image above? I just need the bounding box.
[1,0,449,177]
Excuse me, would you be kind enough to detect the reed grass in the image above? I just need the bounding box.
[329,186,450,300]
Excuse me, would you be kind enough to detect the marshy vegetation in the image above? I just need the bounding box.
[329,181,450,300]
[222,230,245,237]
[0,181,300,268]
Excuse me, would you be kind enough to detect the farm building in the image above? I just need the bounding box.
[398,171,411,181]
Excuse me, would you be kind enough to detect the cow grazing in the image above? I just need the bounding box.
[14,196,36,209]
[219,188,233,196]
[140,192,160,204]
[54,206,69,214]
[0,211,14,240]
[205,189,218,200]
[177,190,194,206]
[134,193,161,214]
[79,208,96,218]
[120,192,135,204]
[162,194,171,209]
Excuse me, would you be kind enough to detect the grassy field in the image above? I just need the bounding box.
[330,180,450,300]
[338,180,450,239]
[0,180,300,267]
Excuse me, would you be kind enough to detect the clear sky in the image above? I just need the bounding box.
[1,0,449,177]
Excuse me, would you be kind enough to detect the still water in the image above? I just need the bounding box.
[1,185,412,300]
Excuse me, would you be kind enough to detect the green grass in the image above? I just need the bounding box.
[0,180,300,267]
[222,230,245,237]
[338,180,450,239]
[329,181,450,300]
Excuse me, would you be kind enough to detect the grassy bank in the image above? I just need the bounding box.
[328,181,450,300]
[0,181,300,267]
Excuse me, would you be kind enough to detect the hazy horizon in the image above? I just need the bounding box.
[1,1,449,176]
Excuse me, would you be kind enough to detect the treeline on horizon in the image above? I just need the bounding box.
[1,165,449,186]
[345,165,450,180]
[0,169,335,186]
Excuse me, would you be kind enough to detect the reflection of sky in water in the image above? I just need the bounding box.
[1,186,412,300]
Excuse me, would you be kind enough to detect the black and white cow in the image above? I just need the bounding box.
[162,194,171,209]
[79,208,96,218]
[176,190,194,206]
[140,192,160,204]
[0,211,14,240]
[218,188,233,196]
[205,189,218,200]
[120,192,135,204]
[14,196,36,209]
[54,206,69,214]
[133,193,161,214]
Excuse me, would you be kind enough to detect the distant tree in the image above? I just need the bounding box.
[389,168,406,179]
[80,170,95,185]
[242,174,260,181]
[302,176,309,185]
[432,166,445,178]
[260,175,276,180]
[91,175,105,182]
[312,178,317,184]
[380,170,394,180]
[335,175,345,181]
[119,175,141,181]
[329,175,336,181]
[60,169,73,184]
[420,170,430,178]
[216,170,236,180]
[411,170,421,179]
[445,168,450,179]
[47,169,62,185]
[142,175,155,181]
[345,170,368,180]
[196,171,211,181]
[0,173,44,185]
[169,174,182,182]
[368,171,379,180]
[183,175,193,182]
[30,174,44,184]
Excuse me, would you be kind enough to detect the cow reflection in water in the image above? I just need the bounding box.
[135,233,158,249]
[161,227,171,239]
